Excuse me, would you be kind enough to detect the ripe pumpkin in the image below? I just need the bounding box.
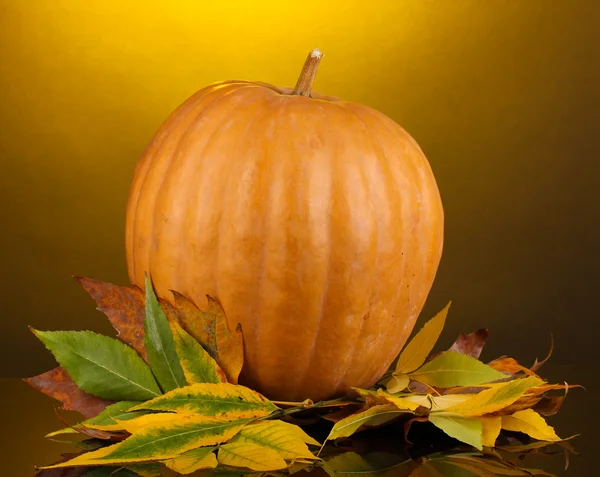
[125,50,444,402]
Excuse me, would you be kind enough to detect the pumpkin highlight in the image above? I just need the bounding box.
[125,50,444,401]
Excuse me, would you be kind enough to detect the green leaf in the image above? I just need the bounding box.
[130,382,278,419]
[170,320,227,384]
[428,412,483,450]
[409,351,506,388]
[32,329,161,401]
[144,274,187,392]
[327,404,408,440]
[230,420,319,461]
[395,302,451,374]
[164,446,218,474]
[444,376,543,416]
[41,414,252,467]
[218,440,288,471]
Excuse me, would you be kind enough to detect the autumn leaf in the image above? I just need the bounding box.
[409,352,506,388]
[394,302,451,374]
[442,376,543,416]
[448,329,489,359]
[32,329,161,401]
[75,277,147,361]
[218,440,288,471]
[353,388,420,411]
[143,274,187,392]
[530,335,554,373]
[170,320,227,384]
[24,367,113,418]
[47,401,145,437]
[487,357,540,377]
[501,409,561,441]
[164,291,218,358]
[228,420,320,462]
[428,413,483,450]
[403,393,476,411]
[41,414,252,468]
[385,374,409,394]
[164,446,218,474]
[477,416,502,447]
[327,404,408,440]
[211,296,244,384]
[130,382,278,419]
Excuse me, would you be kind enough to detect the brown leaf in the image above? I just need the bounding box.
[530,335,554,373]
[162,290,217,357]
[448,329,489,359]
[488,357,540,377]
[489,395,543,416]
[75,276,147,361]
[210,296,244,384]
[534,387,569,417]
[24,367,113,418]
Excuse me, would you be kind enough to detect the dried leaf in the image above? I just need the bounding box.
[385,374,409,394]
[448,329,489,359]
[144,274,187,392]
[164,291,217,358]
[501,409,561,441]
[130,382,278,419]
[327,405,407,440]
[164,446,218,474]
[530,335,554,373]
[443,376,543,416]
[212,296,244,384]
[428,413,483,450]
[487,357,539,377]
[489,395,543,416]
[41,415,252,467]
[409,352,506,388]
[32,329,161,401]
[395,303,451,374]
[24,367,112,418]
[534,388,568,416]
[75,277,147,361]
[170,320,227,384]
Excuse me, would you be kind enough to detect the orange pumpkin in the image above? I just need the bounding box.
[125,50,444,401]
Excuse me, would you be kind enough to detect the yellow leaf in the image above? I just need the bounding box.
[164,446,218,474]
[478,416,502,447]
[218,441,287,471]
[211,296,244,384]
[232,420,319,461]
[430,394,476,411]
[444,376,543,416]
[130,382,278,419]
[404,395,432,409]
[352,388,419,411]
[170,321,228,384]
[395,302,451,374]
[386,374,409,393]
[501,409,561,441]
[327,404,407,440]
[40,414,251,468]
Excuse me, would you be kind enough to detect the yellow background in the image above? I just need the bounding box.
[1,0,598,398]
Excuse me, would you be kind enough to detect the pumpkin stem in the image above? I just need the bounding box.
[293,48,323,97]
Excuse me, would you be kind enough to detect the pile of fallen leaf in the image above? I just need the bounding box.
[25,276,580,477]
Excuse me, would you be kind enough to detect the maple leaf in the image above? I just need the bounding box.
[447,328,489,359]
[24,367,113,418]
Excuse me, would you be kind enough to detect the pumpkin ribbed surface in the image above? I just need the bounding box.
[125,79,443,401]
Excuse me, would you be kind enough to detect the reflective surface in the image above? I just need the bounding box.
[1,377,594,476]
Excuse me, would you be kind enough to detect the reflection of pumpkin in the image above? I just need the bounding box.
[125,50,444,401]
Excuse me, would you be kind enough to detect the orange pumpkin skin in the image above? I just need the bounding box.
[125,80,444,402]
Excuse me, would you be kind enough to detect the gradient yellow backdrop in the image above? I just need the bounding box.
[1,0,598,405]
